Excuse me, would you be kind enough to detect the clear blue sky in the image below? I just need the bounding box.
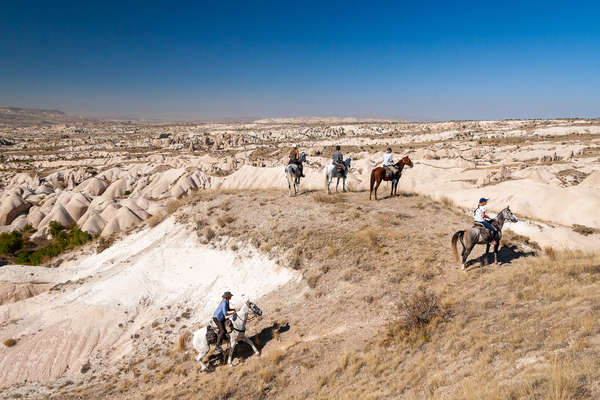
[1,1,599,121]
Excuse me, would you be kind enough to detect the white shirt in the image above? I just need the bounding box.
[474,205,486,222]
[382,153,394,166]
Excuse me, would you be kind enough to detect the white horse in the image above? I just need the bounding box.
[324,157,351,194]
[285,152,307,196]
[186,300,263,371]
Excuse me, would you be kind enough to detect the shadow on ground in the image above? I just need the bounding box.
[206,322,291,368]
[466,245,536,269]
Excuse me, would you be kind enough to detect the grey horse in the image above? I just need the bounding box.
[451,206,518,270]
[324,157,352,194]
[285,152,306,196]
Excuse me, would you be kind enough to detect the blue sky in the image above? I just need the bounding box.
[1,1,599,120]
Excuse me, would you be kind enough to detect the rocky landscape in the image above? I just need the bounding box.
[1,108,599,399]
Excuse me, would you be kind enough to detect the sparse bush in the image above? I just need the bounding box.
[3,338,17,347]
[383,289,441,345]
[123,190,131,196]
[204,227,215,241]
[306,274,319,288]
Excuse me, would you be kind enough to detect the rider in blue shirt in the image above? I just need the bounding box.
[212,291,236,353]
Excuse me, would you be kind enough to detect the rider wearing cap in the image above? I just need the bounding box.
[212,291,236,353]
[288,143,305,177]
[332,145,346,175]
[474,198,498,245]
[382,147,398,177]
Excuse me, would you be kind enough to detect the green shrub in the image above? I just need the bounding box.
[49,221,65,238]
[15,223,93,266]
[21,224,34,233]
[0,232,24,255]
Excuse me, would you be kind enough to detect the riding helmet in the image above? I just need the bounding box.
[222,291,233,298]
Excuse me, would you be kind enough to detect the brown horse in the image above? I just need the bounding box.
[369,156,413,200]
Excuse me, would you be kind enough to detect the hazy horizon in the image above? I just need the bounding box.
[2,1,599,121]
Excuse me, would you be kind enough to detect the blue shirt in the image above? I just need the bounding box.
[213,300,230,321]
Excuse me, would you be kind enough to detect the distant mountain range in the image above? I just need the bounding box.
[0,107,86,127]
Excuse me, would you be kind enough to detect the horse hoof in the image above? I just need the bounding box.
[255,352,260,356]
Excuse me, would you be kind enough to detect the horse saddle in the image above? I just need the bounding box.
[206,326,218,344]
[334,162,346,173]
[206,319,234,344]
[384,166,398,179]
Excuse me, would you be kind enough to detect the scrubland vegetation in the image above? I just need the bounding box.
[28,191,598,400]
[0,221,93,265]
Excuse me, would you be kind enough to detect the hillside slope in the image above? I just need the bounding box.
[2,190,598,399]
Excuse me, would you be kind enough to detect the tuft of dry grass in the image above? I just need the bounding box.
[166,199,185,215]
[3,338,17,347]
[313,193,344,203]
[146,212,166,228]
[204,227,215,241]
[96,235,115,253]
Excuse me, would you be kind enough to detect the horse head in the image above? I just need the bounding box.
[246,300,263,316]
[402,156,414,168]
[502,206,518,223]
[299,152,307,163]
[344,157,352,169]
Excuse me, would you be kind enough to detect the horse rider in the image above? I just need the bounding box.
[474,198,498,246]
[332,145,347,175]
[212,291,236,353]
[382,147,398,178]
[288,143,305,177]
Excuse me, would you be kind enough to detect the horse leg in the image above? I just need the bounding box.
[462,243,475,270]
[227,338,237,367]
[483,243,490,266]
[242,335,260,356]
[494,242,500,265]
[195,341,210,371]
[373,179,381,200]
[342,177,346,192]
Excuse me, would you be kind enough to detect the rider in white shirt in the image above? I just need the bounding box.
[382,148,394,166]
[474,197,497,245]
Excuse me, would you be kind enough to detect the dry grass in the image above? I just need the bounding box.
[36,192,600,400]
[312,193,345,203]
[572,224,599,236]
[382,289,442,346]
[96,235,115,253]
[203,227,215,241]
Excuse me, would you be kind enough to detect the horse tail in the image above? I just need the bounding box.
[451,230,465,262]
[177,330,192,353]
[324,166,329,191]
[369,169,375,194]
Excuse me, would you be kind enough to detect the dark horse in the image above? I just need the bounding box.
[369,156,413,200]
[451,206,518,270]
